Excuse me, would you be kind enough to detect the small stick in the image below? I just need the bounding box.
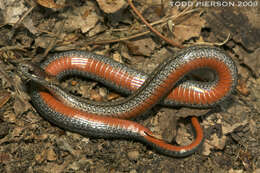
[128,0,184,48]
[85,30,151,45]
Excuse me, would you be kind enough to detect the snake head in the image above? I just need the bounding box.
[17,62,59,85]
[17,62,44,80]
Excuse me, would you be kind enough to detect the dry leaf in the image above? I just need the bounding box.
[0,91,11,109]
[13,96,31,116]
[202,134,227,156]
[36,0,64,9]
[0,0,29,24]
[35,150,46,163]
[202,142,212,156]
[22,17,39,35]
[175,123,193,146]
[90,90,103,102]
[237,79,250,96]
[244,48,260,77]
[47,147,57,161]
[96,0,127,14]
[107,92,120,101]
[228,169,244,173]
[173,13,206,43]
[222,120,248,135]
[126,37,156,56]
[62,6,100,33]
[209,133,227,150]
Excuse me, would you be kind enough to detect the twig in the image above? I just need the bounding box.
[0,59,31,110]
[42,20,65,58]
[214,33,230,46]
[0,46,26,52]
[111,8,199,32]
[31,20,66,63]
[86,6,199,46]
[13,4,36,29]
[0,24,6,28]
[85,30,151,45]
[128,0,184,48]
[193,33,231,46]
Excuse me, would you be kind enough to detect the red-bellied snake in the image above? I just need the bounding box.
[18,46,237,157]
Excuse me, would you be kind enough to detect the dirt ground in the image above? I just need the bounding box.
[0,0,259,173]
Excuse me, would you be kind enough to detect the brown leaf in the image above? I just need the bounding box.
[222,120,248,135]
[61,6,100,33]
[0,91,11,109]
[210,133,227,150]
[237,79,250,96]
[96,0,127,14]
[173,13,206,43]
[244,48,260,77]
[90,90,103,102]
[47,147,57,161]
[107,92,120,101]
[202,134,227,156]
[36,0,64,9]
[13,96,31,116]
[35,150,46,163]
[126,37,157,56]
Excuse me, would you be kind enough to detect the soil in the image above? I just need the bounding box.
[0,0,259,173]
